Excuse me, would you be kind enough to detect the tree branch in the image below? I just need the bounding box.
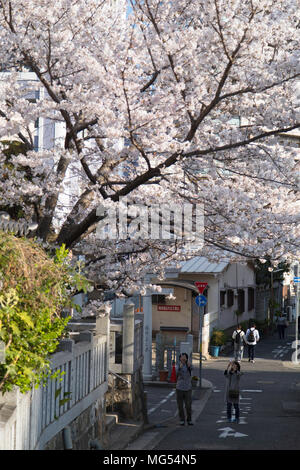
[185,123,300,158]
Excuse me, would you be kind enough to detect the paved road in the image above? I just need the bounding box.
[143,324,300,450]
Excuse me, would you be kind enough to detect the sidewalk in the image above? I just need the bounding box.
[126,379,213,450]
[105,378,213,451]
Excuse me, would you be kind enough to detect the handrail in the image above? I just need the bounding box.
[109,371,130,385]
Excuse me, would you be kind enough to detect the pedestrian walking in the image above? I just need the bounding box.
[232,324,246,362]
[176,353,193,426]
[224,360,243,423]
[277,313,286,339]
[245,323,260,363]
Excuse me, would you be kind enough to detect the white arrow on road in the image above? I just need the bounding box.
[218,427,248,438]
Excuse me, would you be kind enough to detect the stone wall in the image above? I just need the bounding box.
[44,396,106,450]
[106,369,145,421]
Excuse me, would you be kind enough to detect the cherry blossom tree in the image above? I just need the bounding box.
[0,0,299,294]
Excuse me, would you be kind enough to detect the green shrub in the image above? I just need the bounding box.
[0,232,90,394]
[210,328,227,346]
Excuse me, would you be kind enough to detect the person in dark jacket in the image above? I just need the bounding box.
[245,323,260,363]
[277,313,286,339]
[176,353,193,426]
[224,360,243,423]
[232,325,246,362]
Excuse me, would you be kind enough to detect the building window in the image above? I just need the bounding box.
[238,289,245,313]
[220,290,226,307]
[248,287,255,311]
[227,290,234,307]
[152,295,166,305]
[115,333,122,364]
[33,135,39,151]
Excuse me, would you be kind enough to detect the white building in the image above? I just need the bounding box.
[109,256,256,380]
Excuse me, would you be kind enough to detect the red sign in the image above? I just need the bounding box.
[157,305,181,312]
[195,282,208,294]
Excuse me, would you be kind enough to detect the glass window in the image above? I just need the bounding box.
[238,289,245,313]
[227,289,234,307]
[248,287,255,311]
[220,290,226,307]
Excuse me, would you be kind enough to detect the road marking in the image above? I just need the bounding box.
[218,427,248,438]
[148,390,176,414]
[241,389,262,393]
[216,417,247,425]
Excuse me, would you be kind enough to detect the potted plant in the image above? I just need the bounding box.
[159,370,169,382]
[210,328,226,357]
[191,375,199,387]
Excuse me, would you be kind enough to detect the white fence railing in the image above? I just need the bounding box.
[0,332,108,450]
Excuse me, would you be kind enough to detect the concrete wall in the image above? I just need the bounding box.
[218,263,256,330]
[152,286,192,332]
[105,369,144,421]
[180,273,219,356]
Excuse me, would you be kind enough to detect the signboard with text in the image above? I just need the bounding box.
[157,305,181,312]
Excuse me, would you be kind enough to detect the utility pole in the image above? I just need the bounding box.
[268,267,284,326]
[195,282,208,389]
[198,302,204,388]
[294,262,299,364]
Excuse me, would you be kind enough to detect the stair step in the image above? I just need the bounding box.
[108,419,144,450]
[105,412,143,450]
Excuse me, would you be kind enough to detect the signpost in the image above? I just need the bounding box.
[195,282,208,388]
